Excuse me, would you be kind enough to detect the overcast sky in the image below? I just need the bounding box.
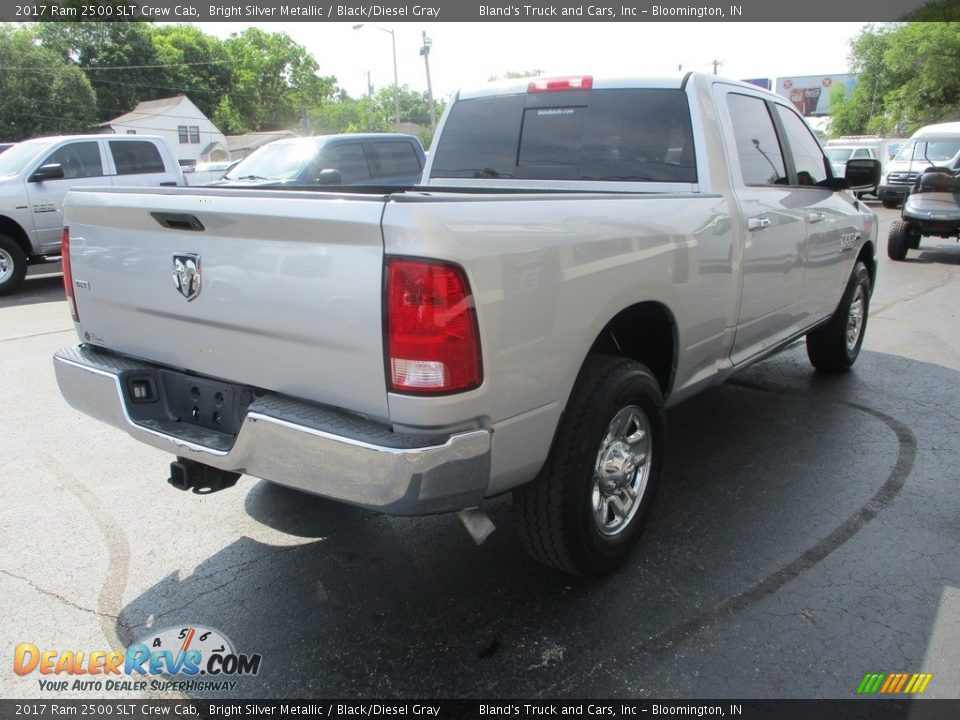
[197,22,870,100]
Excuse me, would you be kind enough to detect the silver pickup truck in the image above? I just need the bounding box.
[54,74,880,575]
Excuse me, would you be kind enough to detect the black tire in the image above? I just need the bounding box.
[513,355,666,576]
[806,260,871,372]
[0,234,29,297]
[909,230,922,250]
[887,220,910,261]
[881,198,900,209]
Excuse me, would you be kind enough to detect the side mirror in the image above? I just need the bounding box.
[316,169,342,185]
[29,163,65,183]
[844,158,882,191]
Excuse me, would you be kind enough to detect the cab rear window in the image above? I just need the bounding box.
[431,89,696,183]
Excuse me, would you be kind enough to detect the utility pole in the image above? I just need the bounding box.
[366,70,374,131]
[420,31,436,132]
[711,60,723,75]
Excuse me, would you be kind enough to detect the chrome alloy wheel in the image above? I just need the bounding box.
[846,283,866,353]
[0,247,13,285]
[592,405,652,537]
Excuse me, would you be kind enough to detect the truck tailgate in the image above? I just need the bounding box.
[64,187,389,420]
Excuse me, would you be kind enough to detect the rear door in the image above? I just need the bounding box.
[367,140,424,185]
[106,139,179,187]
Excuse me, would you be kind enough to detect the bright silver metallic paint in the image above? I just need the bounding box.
[57,74,877,512]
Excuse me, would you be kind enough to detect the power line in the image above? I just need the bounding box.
[0,60,234,72]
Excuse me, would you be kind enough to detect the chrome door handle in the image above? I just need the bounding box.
[747,216,771,231]
[808,212,826,223]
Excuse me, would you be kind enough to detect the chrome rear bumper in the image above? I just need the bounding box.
[53,346,491,514]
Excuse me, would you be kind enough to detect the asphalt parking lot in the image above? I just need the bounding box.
[1,204,958,700]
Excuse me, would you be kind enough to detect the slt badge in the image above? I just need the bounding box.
[173,253,202,301]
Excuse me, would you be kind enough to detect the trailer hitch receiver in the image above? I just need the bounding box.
[168,457,241,494]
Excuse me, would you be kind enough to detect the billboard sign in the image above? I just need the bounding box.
[775,74,856,117]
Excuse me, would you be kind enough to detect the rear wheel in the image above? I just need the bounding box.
[887,220,910,260]
[806,261,871,372]
[0,235,28,297]
[881,198,900,209]
[513,355,665,576]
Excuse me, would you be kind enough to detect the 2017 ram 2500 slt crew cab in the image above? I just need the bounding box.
[53,74,880,575]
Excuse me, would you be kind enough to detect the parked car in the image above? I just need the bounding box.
[825,145,880,196]
[212,133,425,188]
[55,74,879,576]
[878,122,960,209]
[0,134,184,295]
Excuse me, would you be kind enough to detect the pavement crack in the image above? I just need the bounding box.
[1,568,132,630]
[872,265,959,316]
[35,452,133,647]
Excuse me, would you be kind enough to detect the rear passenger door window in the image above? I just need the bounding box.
[369,141,423,182]
[109,141,165,175]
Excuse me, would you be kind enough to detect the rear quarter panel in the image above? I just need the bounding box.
[382,191,737,492]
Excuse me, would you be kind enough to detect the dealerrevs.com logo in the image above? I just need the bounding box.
[14,625,262,693]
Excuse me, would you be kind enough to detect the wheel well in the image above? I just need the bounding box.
[588,302,677,397]
[857,241,877,290]
[0,216,31,257]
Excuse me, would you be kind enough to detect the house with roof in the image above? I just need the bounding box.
[100,95,229,167]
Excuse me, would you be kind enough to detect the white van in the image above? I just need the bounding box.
[877,121,960,208]
[0,135,185,295]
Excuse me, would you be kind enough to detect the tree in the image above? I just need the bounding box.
[831,22,960,137]
[151,25,232,121]
[0,25,97,140]
[220,28,336,132]
[35,21,168,122]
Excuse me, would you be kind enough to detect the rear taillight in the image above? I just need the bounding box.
[385,258,482,394]
[61,227,78,322]
[528,76,593,93]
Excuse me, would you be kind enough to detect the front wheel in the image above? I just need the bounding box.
[0,235,28,297]
[881,198,900,210]
[513,355,665,576]
[887,220,911,260]
[806,261,871,372]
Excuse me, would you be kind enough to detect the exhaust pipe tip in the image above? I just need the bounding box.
[457,508,496,546]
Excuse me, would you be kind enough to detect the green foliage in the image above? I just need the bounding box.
[0,20,444,141]
[221,27,336,132]
[902,0,960,21]
[831,22,960,137]
[0,25,97,140]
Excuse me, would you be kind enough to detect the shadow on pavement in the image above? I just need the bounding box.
[115,348,958,699]
[0,274,65,308]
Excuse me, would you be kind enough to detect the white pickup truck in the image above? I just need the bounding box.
[54,74,880,575]
[0,134,184,295]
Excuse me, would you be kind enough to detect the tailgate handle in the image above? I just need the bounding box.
[151,212,205,232]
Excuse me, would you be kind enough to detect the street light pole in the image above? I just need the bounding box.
[353,23,400,133]
[420,31,436,132]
